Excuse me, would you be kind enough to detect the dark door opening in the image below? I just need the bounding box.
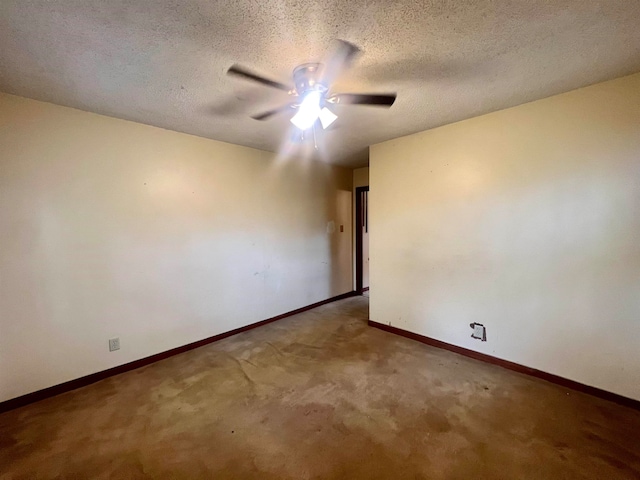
[355,186,369,294]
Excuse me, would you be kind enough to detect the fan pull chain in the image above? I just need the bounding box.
[313,124,318,150]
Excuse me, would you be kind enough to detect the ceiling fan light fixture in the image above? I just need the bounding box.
[290,91,322,130]
[319,107,337,129]
[228,40,397,130]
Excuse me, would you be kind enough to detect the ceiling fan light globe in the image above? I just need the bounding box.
[290,91,322,130]
[290,110,318,130]
[319,107,337,129]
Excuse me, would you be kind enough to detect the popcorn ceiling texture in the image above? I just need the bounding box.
[1,0,639,167]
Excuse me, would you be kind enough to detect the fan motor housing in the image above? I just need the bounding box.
[293,63,328,96]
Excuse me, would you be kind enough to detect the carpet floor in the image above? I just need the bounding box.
[2,295,639,479]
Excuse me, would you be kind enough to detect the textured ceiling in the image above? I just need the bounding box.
[1,1,639,167]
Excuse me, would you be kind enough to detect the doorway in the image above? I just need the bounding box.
[355,186,369,294]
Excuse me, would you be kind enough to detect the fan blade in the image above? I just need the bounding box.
[328,93,396,107]
[319,39,361,87]
[251,104,296,121]
[227,65,291,92]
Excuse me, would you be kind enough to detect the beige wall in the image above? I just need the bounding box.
[370,73,640,401]
[0,93,353,402]
[353,167,369,189]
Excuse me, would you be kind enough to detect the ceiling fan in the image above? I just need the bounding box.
[226,40,396,131]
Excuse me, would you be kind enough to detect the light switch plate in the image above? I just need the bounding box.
[326,221,335,234]
[109,338,120,352]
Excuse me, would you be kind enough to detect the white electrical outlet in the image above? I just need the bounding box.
[109,337,120,352]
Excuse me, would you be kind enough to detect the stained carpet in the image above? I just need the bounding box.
[2,296,640,479]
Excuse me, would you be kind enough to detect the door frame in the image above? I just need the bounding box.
[355,186,369,294]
